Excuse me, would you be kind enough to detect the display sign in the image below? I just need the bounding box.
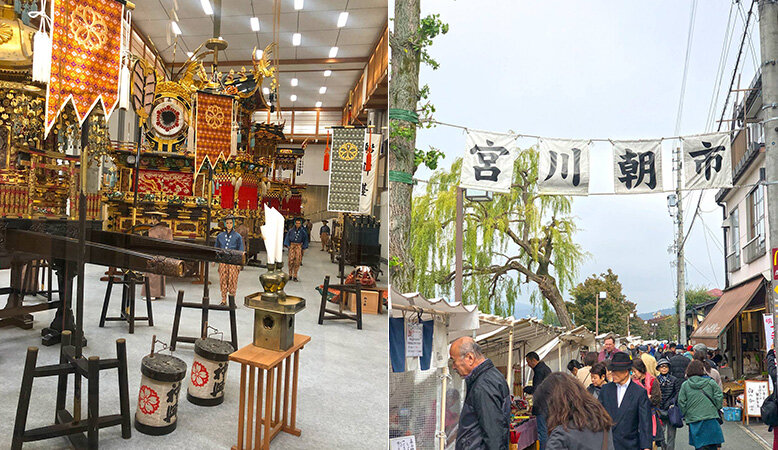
[681,132,733,190]
[612,139,663,194]
[389,435,417,450]
[406,321,423,357]
[745,380,771,417]
[772,248,778,280]
[765,314,775,349]
[538,138,591,195]
[327,127,366,212]
[460,131,518,194]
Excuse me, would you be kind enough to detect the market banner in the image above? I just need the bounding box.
[137,169,193,196]
[45,0,125,134]
[328,127,366,213]
[459,131,518,194]
[537,138,591,195]
[359,133,382,214]
[682,132,733,190]
[194,92,234,176]
[612,139,663,194]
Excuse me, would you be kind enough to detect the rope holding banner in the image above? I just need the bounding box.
[389,170,414,185]
[389,108,419,124]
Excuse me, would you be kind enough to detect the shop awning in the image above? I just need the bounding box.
[690,277,764,342]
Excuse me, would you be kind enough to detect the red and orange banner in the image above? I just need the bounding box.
[45,0,124,134]
[137,169,193,196]
[194,92,234,176]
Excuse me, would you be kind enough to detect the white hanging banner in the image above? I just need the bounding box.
[359,133,382,214]
[682,132,733,190]
[537,138,590,195]
[459,131,518,194]
[612,140,663,194]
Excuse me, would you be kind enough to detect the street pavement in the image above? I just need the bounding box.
[670,420,771,449]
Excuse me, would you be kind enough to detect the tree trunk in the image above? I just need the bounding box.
[537,276,574,329]
[388,0,420,293]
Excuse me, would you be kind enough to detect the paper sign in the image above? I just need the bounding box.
[765,314,775,348]
[745,380,770,417]
[773,248,778,280]
[406,322,423,357]
[390,436,417,450]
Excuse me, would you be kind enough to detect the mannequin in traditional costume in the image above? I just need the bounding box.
[214,214,244,305]
[143,211,173,299]
[283,218,309,281]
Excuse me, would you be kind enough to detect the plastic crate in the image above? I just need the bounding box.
[722,407,741,422]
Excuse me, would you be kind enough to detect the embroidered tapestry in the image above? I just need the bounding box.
[137,169,193,196]
[194,92,234,176]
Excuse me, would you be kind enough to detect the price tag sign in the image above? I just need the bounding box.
[390,435,417,450]
[406,321,423,357]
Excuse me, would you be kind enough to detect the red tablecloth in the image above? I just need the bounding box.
[511,416,538,449]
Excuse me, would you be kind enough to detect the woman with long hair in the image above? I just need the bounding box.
[536,372,615,450]
[678,360,725,450]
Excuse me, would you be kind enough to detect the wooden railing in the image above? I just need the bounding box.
[343,26,388,124]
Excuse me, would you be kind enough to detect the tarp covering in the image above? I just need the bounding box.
[691,276,764,341]
[389,288,480,335]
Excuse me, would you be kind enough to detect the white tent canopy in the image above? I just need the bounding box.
[389,288,480,336]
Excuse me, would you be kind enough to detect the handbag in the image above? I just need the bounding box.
[700,387,723,425]
[667,404,684,428]
[761,392,778,427]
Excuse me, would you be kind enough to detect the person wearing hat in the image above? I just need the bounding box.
[214,214,244,306]
[599,352,652,450]
[284,217,309,281]
[319,220,331,251]
[638,345,658,376]
[656,358,682,450]
[143,211,173,299]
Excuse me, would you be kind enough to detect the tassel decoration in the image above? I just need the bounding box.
[323,131,330,171]
[30,1,52,83]
[118,64,130,110]
[365,131,373,172]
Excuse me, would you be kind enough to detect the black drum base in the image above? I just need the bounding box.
[187,392,225,406]
[134,418,178,436]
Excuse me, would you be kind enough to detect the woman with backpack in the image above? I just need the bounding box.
[632,359,663,448]
[677,360,724,450]
[656,358,682,449]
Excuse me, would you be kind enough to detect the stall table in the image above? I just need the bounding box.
[511,416,539,450]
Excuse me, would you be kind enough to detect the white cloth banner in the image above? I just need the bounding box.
[682,132,733,189]
[359,134,382,214]
[612,140,663,194]
[537,138,591,195]
[459,131,518,194]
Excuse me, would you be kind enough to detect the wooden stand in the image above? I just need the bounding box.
[317,275,362,330]
[170,290,238,351]
[98,270,153,333]
[229,334,311,450]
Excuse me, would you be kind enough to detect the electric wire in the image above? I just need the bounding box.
[705,2,737,132]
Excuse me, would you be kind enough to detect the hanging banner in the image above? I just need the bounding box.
[537,138,590,195]
[194,92,234,176]
[612,140,663,194]
[459,131,518,194]
[359,134,382,214]
[328,127,366,213]
[45,0,125,134]
[682,132,733,190]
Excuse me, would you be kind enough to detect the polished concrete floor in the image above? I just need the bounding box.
[0,249,388,449]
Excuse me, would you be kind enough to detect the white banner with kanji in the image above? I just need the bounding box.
[459,131,518,194]
[612,140,663,194]
[359,133,382,214]
[682,132,733,190]
[537,138,590,195]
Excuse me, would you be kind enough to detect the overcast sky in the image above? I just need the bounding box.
[402,1,761,313]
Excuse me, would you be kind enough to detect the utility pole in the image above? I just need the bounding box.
[676,146,687,345]
[455,187,463,303]
[597,291,605,336]
[759,0,778,353]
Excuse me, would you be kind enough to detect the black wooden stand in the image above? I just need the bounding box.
[317,275,363,330]
[98,270,153,333]
[169,289,238,351]
[11,330,131,449]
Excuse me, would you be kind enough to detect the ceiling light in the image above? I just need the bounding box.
[328,46,338,58]
[263,87,270,95]
[255,49,263,59]
[200,0,213,15]
[187,51,194,57]
[315,101,322,108]
[323,69,332,77]
[250,17,260,32]
[291,78,298,87]
[171,21,182,35]
[294,0,304,10]
[290,94,297,102]
[319,86,327,94]
[292,33,301,46]
[337,12,349,28]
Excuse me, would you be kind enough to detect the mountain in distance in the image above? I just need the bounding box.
[637,307,676,321]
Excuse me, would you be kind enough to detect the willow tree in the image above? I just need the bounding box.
[411,149,585,328]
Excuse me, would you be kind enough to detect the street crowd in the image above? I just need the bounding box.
[448,335,762,450]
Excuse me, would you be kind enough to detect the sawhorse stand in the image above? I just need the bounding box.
[317,276,363,330]
[169,289,238,351]
[11,330,131,449]
[98,270,153,333]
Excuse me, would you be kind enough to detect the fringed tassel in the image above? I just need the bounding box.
[365,131,372,172]
[323,131,330,171]
[31,0,52,84]
[118,64,130,110]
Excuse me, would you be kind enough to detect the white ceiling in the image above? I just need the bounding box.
[132,0,387,110]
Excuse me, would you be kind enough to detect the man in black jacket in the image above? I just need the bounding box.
[668,349,690,380]
[599,352,652,450]
[450,336,510,450]
[523,352,552,449]
[656,358,682,450]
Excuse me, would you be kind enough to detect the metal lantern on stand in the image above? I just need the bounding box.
[244,205,305,350]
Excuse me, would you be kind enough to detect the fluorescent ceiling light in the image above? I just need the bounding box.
[292,33,301,46]
[200,0,213,15]
[315,101,322,108]
[291,78,298,87]
[262,87,270,95]
[171,21,182,35]
[294,0,304,10]
[319,86,327,94]
[250,17,260,32]
[290,94,297,102]
[328,46,338,58]
[323,69,332,77]
[255,49,263,59]
[337,12,349,28]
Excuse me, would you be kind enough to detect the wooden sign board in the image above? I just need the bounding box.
[744,380,771,425]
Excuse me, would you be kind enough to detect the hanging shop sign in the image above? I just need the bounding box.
[460,131,518,194]
[327,127,366,213]
[359,133,382,214]
[45,0,125,134]
[612,139,663,194]
[682,132,733,190]
[537,138,591,195]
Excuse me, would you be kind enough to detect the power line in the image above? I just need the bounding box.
[705,2,737,131]
[716,0,757,132]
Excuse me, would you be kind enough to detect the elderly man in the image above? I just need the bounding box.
[449,336,510,450]
[599,352,652,450]
[598,336,621,362]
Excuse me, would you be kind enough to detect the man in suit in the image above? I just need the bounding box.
[599,352,652,450]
